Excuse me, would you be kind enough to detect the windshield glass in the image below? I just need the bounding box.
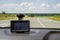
[0,0,60,28]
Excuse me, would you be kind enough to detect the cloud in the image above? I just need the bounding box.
[0,2,60,13]
[0,2,36,13]
[40,3,50,8]
[18,2,36,12]
[2,4,17,7]
[52,3,60,11]
[56,3,60,7]
[52,3,60,13]
[20,2,31,6]
[38,3,52,13]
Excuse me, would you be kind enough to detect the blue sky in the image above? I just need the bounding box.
[0,0,60,13]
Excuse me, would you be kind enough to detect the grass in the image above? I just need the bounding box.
[0,13,30,20]
[29,15,60,21]
[45,15,60,21]
[0,13,60,21]
[0,14,17,20]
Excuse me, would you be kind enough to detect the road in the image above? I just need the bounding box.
[0,19,18,27]
[0,17,60,28]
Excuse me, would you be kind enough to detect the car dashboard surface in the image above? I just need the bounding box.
[0,28,60,40]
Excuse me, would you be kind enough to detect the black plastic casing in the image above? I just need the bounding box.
[10,20,30,33]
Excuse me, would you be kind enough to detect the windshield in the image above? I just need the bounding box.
[0,0,60,28]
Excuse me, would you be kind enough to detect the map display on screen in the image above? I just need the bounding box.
[14,22,28,30]
[11,20,30,32]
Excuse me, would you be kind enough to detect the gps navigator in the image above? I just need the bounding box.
[11,20,30,33]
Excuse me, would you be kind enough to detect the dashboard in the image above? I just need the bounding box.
[0,28,60,40]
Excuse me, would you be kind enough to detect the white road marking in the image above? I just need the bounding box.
[37,18,46,28]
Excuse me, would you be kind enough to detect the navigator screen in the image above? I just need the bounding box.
[11,20,30,32]
[14,22,28,30]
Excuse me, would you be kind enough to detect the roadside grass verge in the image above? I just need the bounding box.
[0,14,30,20]
[0,14,17,20]
[45,15,60,21]
[0,13,60,21]
[29,15,60,21]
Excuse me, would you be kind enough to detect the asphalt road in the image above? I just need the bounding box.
[0,18,60,28]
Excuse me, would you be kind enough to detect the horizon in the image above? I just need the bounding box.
[0,13,60,14]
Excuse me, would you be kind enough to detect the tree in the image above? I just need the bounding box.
[2,11,5,14]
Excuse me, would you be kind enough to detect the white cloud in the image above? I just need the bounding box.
[0,2,36,13]
[0,4,19,13]
[40,3,45,7]
[2,3,18,8]
[52,3,60,10]
[20,2,35,9]
[0,2,60,13]
[20,2,31,6]
[18,2,36,12]
[40,3,50,8]
[56,3,60,7]
[39,3,50,11]
[38,3,56,13]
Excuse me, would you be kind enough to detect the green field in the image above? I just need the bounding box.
[0,13,60,21]
[0,14,17,20]
[43,15,60,21]
[35,15,60,21]
[27,14,60,21]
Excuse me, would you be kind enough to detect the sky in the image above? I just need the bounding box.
[0,0,60,13]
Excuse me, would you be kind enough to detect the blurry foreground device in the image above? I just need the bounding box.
[11,20,30,33]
